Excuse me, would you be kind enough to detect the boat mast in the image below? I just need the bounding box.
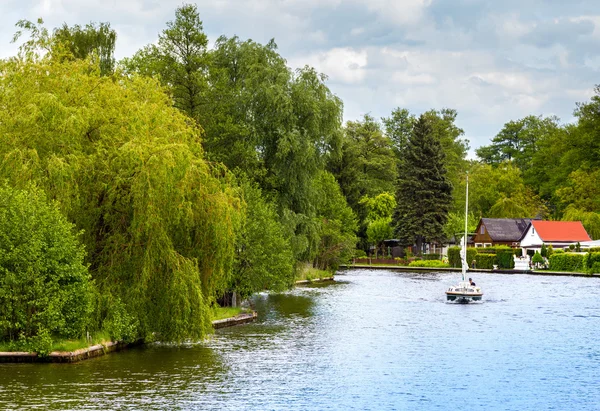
[463,172,469,282]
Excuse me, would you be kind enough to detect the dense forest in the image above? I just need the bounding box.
[1,5,599,351]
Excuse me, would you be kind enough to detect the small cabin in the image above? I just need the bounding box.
[472,218,531,248]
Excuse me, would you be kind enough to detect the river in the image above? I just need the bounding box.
[1,269,600,410]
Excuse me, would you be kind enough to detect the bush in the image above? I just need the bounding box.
[585,252,600,274]
[495,246,515,269]
[0,185,92,354]
[549,253,585,272]
[408,260,450,268]
[532,251,544,265]
[475,253,497,269]
[423,253,441,260]
[353,249,367,258]
[448,247,477,268]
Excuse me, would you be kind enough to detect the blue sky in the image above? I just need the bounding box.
[2,0,600,155]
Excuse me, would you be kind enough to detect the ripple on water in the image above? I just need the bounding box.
[1,271,600,410]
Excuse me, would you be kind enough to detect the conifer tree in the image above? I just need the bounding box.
[394,114,452,254]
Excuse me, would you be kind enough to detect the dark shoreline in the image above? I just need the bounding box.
[0,312,258,363]
[340,264,600,278]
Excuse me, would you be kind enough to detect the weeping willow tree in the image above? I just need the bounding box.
[0,38,241,341]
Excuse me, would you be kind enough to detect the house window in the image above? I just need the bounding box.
[480,226,485,234]
[484,243,492,247]
[475,243,483,248]
[531,228,535,236]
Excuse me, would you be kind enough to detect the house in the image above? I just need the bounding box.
[472,218,531,248]
[519,220,591,254]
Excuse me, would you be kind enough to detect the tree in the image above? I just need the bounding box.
[458,161,546,219]
[0,48,241,342]
[53,22,116,75]
[328,115,396,251]
[312,171,358,270]
[423,108,469,191]
[444,211,478,241]
[562,207,600,240]
[122,4,209,121]
[361,193,396,257]
[232,180,295,299]
[0,185,91,354]
[382,107,416,156]
[394,114,452,253]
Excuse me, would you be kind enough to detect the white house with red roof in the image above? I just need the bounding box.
[519,220,591,253]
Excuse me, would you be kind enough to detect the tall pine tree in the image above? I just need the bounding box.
[394,114,452,254]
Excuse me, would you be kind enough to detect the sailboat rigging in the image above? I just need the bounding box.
[445,173,483,303]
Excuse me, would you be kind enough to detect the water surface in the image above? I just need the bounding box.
[1,269,599,410]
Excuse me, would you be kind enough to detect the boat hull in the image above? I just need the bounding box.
[446,293,483,303]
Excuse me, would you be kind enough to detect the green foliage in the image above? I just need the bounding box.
[394,114,452,251]
[585,252,600,274]
[361,192,395,256]
[313,171,359,270]
[541,244,548,258]
[423,254,441,260]
[561,207,600,240]
[459,161,546,219]
[475,253,497,269]
[448,246,477,268]
[233,179,295,298]
[549,253,585,272]
[0,185,91,353]
[53,22,116,75]
[532,251,545,265]
[121,4,209,120]
[444,211,478,241]
[0,50,241,343]
[495,246,516,269]
[408,260,450,268]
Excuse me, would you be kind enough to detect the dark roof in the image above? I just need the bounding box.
[481,218,531,242]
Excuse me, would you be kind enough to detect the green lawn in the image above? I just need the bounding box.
[211,306,248,321]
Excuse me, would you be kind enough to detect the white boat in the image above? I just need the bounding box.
[446,173,483,303]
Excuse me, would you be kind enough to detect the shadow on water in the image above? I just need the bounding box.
[254,292,315,320]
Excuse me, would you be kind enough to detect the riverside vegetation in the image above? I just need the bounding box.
[2,5,600,353]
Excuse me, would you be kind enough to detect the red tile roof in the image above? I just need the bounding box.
[531,221,591,242]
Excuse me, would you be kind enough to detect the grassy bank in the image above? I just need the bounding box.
[295,263,333,282]
[210,306,249,321]
[0,331,112,353]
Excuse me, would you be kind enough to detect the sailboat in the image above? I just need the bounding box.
[445,173,483,303]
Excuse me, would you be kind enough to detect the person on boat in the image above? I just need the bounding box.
[469,278,476,286]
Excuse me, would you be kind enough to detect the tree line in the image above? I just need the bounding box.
[1,4,599,350]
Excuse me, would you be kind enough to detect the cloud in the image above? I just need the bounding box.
[1,0,600,151]
[289,47,368,84]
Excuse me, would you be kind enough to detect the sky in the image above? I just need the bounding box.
[1,0,600,155]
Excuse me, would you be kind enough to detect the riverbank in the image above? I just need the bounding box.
[295,276,335,285]
[340,264,600,278]
[0,311,258,363]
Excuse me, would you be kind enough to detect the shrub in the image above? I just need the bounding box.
[475,253,497,269]
[423,253,441,260]
[585,252,600,273]
[353,249,367,258]
[495,246,515,269]
[448,247,477,268]
[0,185,92,354]
[408,260,450,268]
[549,253,585,272]
[541,244,547,258]
[532,251,544,266]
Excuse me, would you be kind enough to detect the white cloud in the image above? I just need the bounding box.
[290,47,368,84]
